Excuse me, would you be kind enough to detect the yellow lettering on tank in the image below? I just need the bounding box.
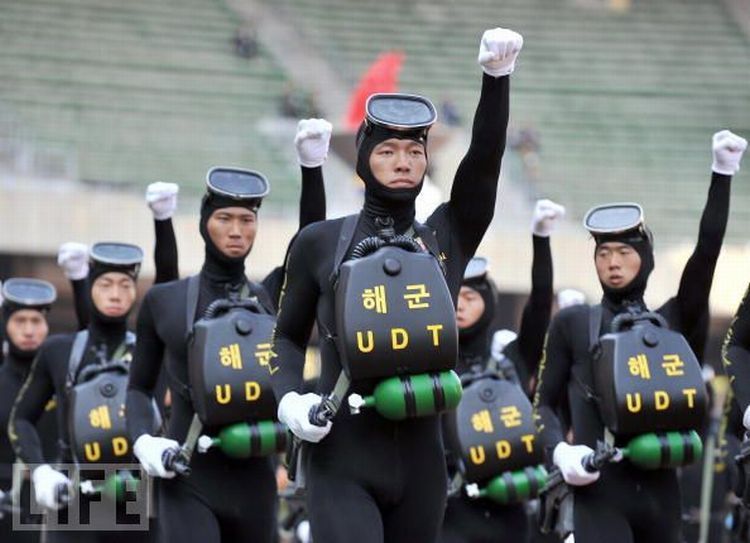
[426,324,444,347]
[245,381,261,401]
[521,434,535,454]
[626,393,642,413]
[391,328,409,350]
[356,331,374,353]
[84,442,101,462]
[654,391,670,411]
[496,440,512,459]
[215,384,232,405]
[469,446,486,465]
[112,437,129,457]
[682,388,697,408]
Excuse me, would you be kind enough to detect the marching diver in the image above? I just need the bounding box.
[0,279,58,542]
[271,27,523,543]
[125,121,329,543]
[56,180,181,332]
[9,243,148,543]
[441,198,564,543]
[533,129,747,543]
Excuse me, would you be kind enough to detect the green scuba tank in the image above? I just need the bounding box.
[80,471,139,503]
[622,430,702,469]
[348,371,463,420]
[466,466,548,505]
[196,421,287,458]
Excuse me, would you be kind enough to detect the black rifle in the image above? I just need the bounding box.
[539,440,618,539]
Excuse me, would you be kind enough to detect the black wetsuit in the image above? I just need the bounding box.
[272,73,509,543]
[441,234,553,543]
[125,169,325,543]
[533,172,731,543]
[8,317,139,543]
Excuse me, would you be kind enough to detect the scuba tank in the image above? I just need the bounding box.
[620,430,703,469]
[80,471,139,503]
[466,466,548,505]
[196,421,287,459]
[348,370,462,420]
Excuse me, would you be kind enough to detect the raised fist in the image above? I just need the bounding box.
[57,242,89,281]
[146,182,179,221]
[478,27,524,78]
[531,199,566,237]
[295,118,333,168]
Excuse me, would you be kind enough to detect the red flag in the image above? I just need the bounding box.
[345,51,405,131]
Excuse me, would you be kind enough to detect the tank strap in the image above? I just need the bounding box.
[681,431,695,465]
[501,471,517,502]
[657,432,672,468]
[431,372,446,412]
[402,376,417,418]
[524,465,540,498]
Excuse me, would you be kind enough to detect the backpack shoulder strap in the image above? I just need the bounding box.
[328,213,360,287]
[246,281,275,315]
[185,274,201,333]
[413,221,446,276]
[588,304,603,353]
[66,330,89,389]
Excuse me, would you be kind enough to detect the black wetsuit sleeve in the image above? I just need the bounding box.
[71,278,90,330]
[154,218,179,284]
[532,315,573,454]
[8,349,56,466]
[299,166,326,230]
[672,173,730,336]
[261,165,326,310]
[270,231,319,400]
[126,293,165,440]
[723,283,750,412]
[518,235,554,383]
[442,74,509,256]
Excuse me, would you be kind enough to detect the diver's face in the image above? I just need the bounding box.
[595,242,641,289]
[207,207,258,258]
[91,272,137,317]
[5,309,48,352]
[368,138,427,189]
[457,286,485,330]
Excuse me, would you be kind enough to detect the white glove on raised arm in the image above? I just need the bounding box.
[478,27,524,78]
[295,119,333,168]
[146,182,179,221]
[712,130,747,176]
[133,434,180,479]
[57,242,89,281]
[553,442,601,486]
[531,199,566,237]
[278,392,332,443]
[32,464,72,510]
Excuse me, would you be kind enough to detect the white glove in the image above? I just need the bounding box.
[145,182,179,221]
[133,434,180,479]
[743,406,750,431]
[491,329,518,359]
[553,442,601,486]
[32,464,72,510]
[564,535,575,543]
[57,242,89,281]
[531,199,566,237]
[712,130,747,176]
[557,289,586,310]
[477,27,524,77]
[295,119,333,168]
[278,392,332,443]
